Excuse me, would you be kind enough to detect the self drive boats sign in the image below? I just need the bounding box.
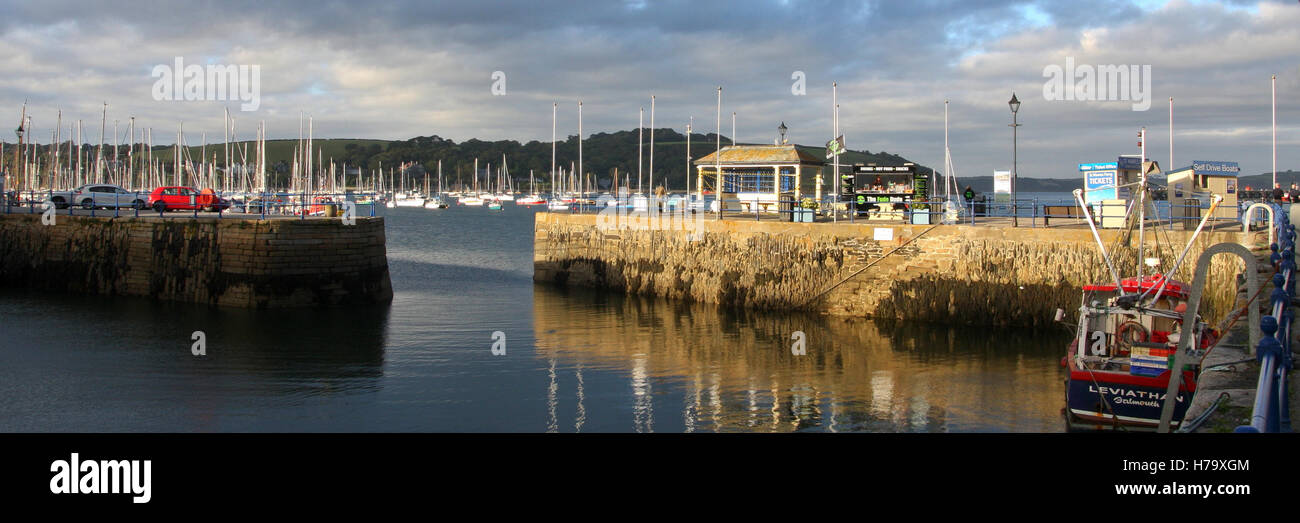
[1081,162,1118,203]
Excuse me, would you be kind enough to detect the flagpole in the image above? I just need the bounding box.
[1273,74,1277,190]
[716,86,722,219]
[638,107,643,195]
[551,103,557,199]
[833,82,838,223]
[1168,97,1174,172]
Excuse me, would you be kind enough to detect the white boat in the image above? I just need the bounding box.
[394,196,425,207]
[517,195,546,205]
[424,197,448,209]
[460,196,485,206]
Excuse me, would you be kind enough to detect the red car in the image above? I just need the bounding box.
[149,187,229,213]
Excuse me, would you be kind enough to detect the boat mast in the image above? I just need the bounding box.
[1137,127,1146,283]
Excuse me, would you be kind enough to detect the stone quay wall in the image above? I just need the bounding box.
[0,214,393,308]
[533,212,1262,327]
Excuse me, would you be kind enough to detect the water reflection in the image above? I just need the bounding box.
[0,289,390,431]
[532,285,1069,432]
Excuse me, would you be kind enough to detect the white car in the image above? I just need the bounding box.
[67,184,148,210]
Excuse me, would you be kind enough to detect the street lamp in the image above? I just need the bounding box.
[778,121,787,144]
[1008,92,1021,227]
[12,121,24,192]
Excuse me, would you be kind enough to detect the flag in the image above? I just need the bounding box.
[825,135,845,159]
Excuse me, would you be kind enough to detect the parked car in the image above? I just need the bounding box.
[148,186,230,213]
[59,184,148,210]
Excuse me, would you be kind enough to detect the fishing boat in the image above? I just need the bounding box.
[1061,159,1224,431]
[1063,274,1217,431]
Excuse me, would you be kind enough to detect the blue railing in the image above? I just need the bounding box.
[1236,203,1294,433]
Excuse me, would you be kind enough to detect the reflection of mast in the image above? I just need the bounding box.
[632,354,653,432]
[747,378,759,428]
[770,384,782,431]
[684,373,702,433]
[546,356,558,433]
[574,364,586,433]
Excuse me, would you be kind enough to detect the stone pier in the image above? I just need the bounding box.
[534,212,1263,327]
[0,214,393,308]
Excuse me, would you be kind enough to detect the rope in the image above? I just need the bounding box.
[1176,392,1231,433]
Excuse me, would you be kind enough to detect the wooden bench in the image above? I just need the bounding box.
[1043,205,1081,226]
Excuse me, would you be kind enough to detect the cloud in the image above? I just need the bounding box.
[0,0,1296,180]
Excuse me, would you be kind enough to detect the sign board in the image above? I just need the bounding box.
[1117,156,1142,171]
[1080,162,1118,203]
[912,172,929,210]
[873,227,893,241]
[993,170,1011,203]
[1190,160,1240,176]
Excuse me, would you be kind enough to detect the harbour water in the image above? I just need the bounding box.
[0,205,1070,432]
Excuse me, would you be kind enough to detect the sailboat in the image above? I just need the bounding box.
[425,160,448,209]
[1062,152,1222,431]
[518,169,546,205]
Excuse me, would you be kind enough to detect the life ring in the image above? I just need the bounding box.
[1116,321,1148,355]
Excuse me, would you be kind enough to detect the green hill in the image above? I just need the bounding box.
[16,130,936,191]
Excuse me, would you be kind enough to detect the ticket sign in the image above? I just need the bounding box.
[1081,162,1118,203]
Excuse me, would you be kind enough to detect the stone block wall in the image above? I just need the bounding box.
[534,212,1260,327]
[0,214,393,308]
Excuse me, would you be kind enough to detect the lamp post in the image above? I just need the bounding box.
[1008,93,1021,227]
[13,120,25,192]
[778,121,787,144]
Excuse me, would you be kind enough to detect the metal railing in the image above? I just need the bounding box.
[1235,202,1294,433]
[2,189,382,220]
[541,193,1258,230]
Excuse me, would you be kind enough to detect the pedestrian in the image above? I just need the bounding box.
[1290,183,1299,203]
[1273,183,1284,202]
[963,185,976,202]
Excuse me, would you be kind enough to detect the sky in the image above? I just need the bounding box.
[0,0,1296,180]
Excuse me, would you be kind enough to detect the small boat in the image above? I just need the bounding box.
[547,199,570,211]
[424,197,448,209]
[517,195,546,205]
[487,198,503,211]
[459,195,485,206]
